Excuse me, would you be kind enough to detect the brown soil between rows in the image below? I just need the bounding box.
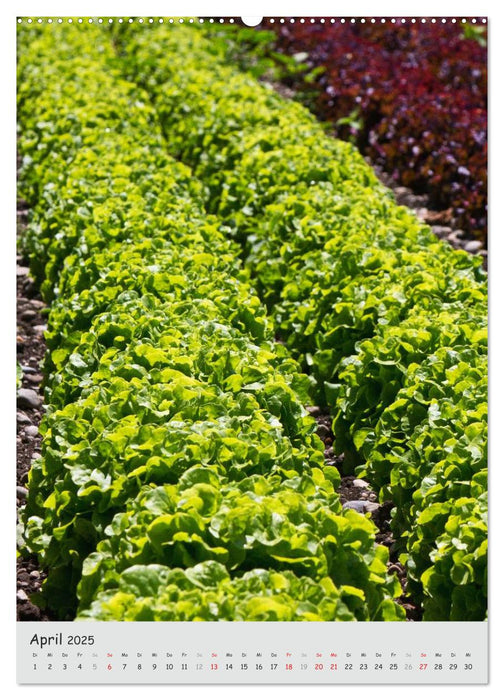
[312,411,422,621]
[16,246,50,621]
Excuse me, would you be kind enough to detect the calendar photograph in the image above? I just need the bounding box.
[15,12,488,684]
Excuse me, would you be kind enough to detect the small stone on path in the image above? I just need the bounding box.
[353,478,369,489]
[343,500,380,514]
[21,309,37,321]
[26,374,43,385]
[17,388,42,409]
[17,412,31,425]
[464,240,483,253]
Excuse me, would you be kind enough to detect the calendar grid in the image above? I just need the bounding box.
[17,621,488,684]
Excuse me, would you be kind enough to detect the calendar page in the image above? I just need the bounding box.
[15,7,489,687]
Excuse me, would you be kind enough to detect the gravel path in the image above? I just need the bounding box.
[310,407,423,621]
[16,199,50,621]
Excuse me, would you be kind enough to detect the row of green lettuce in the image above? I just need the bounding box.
[114,21,488,620]
[17,22,404,621]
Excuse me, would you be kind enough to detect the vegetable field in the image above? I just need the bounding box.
[16,19,487,623]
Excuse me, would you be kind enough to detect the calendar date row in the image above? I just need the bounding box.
[32,661,474,672]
